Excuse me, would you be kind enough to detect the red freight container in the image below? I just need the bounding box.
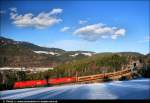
[14,77,76,88]
[48,77,76,85]
[14,80,47,88]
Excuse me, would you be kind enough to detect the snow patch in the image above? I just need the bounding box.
[33,51,49,54]
[81,53,92,56]
[49,52,60,56]
[70,52,93,57]
[70,53,79,57]
[33,51,60,56]
[0,67,21,70]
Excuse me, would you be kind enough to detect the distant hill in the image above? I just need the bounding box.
[0,36,95,67]
[116,52,144,57]
[90,52,144,60]
[19,42,66,53]
[0,36,146,68]
[0,36,65,53]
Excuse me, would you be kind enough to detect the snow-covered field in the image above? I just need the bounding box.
[0,78,150,99]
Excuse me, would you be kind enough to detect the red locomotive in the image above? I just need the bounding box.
[13,77,76,89]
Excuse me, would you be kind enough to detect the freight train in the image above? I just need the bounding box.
[14,77,76,88]
[13,68,131,89]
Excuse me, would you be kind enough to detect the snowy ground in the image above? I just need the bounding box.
[0,78,150,100]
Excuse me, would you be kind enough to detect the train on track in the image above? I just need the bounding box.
[14,77,76,88]
[14,69,132,89]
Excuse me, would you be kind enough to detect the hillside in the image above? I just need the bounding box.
[0,36,146,68]
[0,36,95,67]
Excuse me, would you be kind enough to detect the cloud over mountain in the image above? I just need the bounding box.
[10,8,63,29]
[73,23,126,41]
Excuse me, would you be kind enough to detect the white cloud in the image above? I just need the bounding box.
[73,23,126,41]
[79,20,88,25]
[10,7,17,12]
[60,27,70,32]
[50,8,63,15]
[10,8,63,29]
[114,29,125,35]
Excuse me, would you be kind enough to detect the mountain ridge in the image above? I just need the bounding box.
[0,36,146,67]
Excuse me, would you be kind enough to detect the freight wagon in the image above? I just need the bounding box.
[14,77,76,89]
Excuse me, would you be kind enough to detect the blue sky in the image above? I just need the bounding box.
[0,0,149,54]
